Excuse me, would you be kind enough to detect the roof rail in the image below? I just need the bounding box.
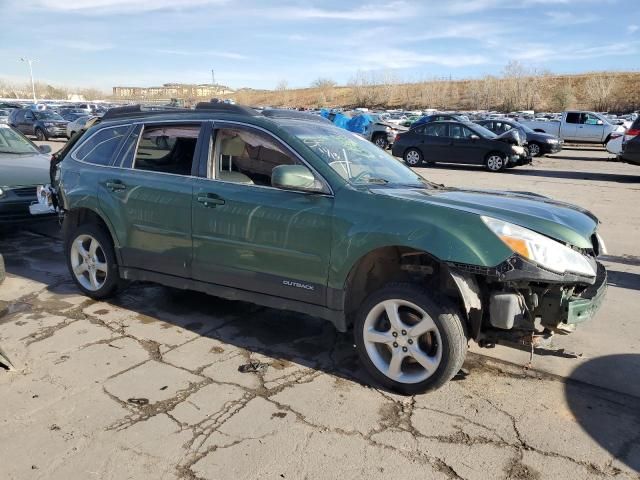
[261,109,331,123]
[102,104,189,121]
[194,102,258,116]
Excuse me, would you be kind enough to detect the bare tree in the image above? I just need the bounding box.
[348,70,379,107]
[275,80,289,106]
[549,83,575,111]
[583,73,618,111]
[310,77,337,103]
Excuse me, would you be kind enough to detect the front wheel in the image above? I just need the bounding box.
[485,153,506,172]
[528,142,541,157]
[354,283,468,394]
[66,223,121,299]
[403,148,423,167]
[35,128,47,141]
[373,134,389,149]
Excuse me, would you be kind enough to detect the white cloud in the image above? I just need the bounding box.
[545,11,597,25]
[51,40,114,52]
[31,0,228,13]
[155,49,248,60]
[355,48,489,69]
[272,1,416,21]
[628,24,639,34]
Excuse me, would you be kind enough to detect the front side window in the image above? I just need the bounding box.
[211,127,298,186]
[582,113,600,125]
[281,121,427,187]
[133,124,200,176]
[74,125,130,166]
[450,124,474,139]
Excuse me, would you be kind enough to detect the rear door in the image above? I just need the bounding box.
[419,123,452,162]
[190,121,334,305]
[561,112,580,140]
[97,121,203,277]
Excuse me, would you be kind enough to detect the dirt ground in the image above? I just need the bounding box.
[0,143,639,480]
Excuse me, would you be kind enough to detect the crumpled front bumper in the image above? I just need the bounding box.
[565,262,607,324]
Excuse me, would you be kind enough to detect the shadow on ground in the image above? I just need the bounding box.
[565,354,640,473]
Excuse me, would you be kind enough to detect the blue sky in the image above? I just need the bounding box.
[1,0,639,92]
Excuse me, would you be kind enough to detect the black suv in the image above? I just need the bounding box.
[9,108,68,141]
[620,116,640,166]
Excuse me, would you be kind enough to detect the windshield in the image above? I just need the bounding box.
[34,110,64,121]
[471,123,498,139]
[514,122,535,133]
[0,126,40,154]
[281,122,429,187]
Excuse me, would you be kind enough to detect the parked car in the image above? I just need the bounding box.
[412,113,469,128]
[605,131,624,156]
[520,111,624,144]
[9,108,69,140]
[619,117,640,166]
[0,109,9,125]
[363,113,408,149]
[66,115,94,138]
[392,121,527,171]
[60,111,87,123]
[40,103,608,394]
[476,119,563,157]
[0,124,53,223]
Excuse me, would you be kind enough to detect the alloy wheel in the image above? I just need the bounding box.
[362,299,442,384]
[70,234,108,291]
[374,136,388,149]
[528,143,540,157]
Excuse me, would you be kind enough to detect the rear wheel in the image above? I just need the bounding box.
[404,148,423,167]
[354,283,468,394]
[66,223,121,299]
[485,153,506,172]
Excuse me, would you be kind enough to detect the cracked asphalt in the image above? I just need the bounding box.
[1,144,639,480]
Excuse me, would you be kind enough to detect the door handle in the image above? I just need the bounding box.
[106,180,127,192]
[197,194,225,207]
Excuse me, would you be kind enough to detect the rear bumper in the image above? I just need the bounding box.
[565,262,607,325]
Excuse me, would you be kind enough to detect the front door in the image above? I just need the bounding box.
[449,123,481,164]
[191,122,334,305]
[98,122,204,277]
[577,113,605,142]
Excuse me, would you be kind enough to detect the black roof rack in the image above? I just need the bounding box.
[261,109,331,123]
[194,102,258,116]
[102,104,189,120]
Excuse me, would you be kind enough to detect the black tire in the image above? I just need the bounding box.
[373,134,389,150]
[35,128,47,141]
[485,152,506,172]
[403,148,423,167]
[528,142,542,157]
[354,283,468,395]
[65,222,121,299]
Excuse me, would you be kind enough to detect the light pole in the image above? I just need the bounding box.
[20,57,37,104]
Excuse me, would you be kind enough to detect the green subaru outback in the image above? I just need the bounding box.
[47,103,607,394]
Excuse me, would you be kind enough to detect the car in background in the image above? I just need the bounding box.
[620,117,640,166]
[520,111,623,144]
[364,113,408,149]
[605,131,624,156]
[60,111,87,123]
[392,120,526,171]
[476,119,562,157]
[9,108,69,141]
[66,115,94,138]
[0,125,53,223]
[412,113,469,128]
[0,109,10,125]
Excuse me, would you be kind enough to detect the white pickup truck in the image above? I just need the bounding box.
[520,111,624,144]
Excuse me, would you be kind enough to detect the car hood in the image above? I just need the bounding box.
[373,187,598,249]
[0,153,51,187]
[375,121,408,131]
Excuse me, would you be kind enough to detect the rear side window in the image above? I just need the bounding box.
[74,126,129,166]
[133,124,201,176]
[566,112,580,124]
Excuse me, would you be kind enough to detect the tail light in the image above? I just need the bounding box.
[394,134,400,142]
[624,128,640,142]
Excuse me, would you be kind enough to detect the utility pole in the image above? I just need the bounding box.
[211,69,215,85]
[20,57,37,103]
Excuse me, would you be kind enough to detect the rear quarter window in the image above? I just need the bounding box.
[73,125,130,166]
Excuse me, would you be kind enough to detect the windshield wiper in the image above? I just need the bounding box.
[365,178,390,184]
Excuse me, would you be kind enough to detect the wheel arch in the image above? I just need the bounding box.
[63,207,122,264]
[340,245,480,334]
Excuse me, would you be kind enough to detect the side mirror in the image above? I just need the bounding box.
[271,165,324,193]
[596,120,604,125]
[38,145,52,154]
[470,134,480,140]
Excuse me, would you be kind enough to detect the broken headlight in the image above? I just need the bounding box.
[482,216,596,278]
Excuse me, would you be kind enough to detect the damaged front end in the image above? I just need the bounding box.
[448,217,607,358]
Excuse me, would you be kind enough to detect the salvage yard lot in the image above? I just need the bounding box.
[1,143,639,479]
